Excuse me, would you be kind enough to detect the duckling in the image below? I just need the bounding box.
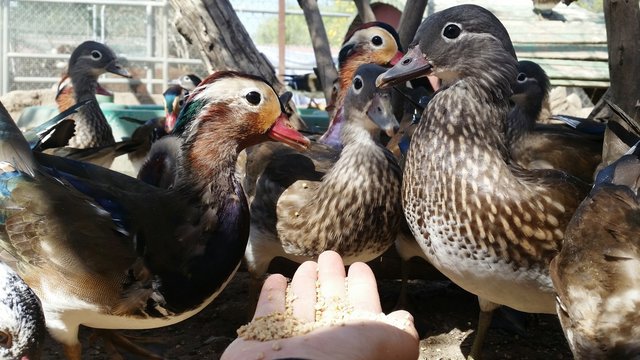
[46,41,130,168]
[377,5,589,358]
[0,262,46,360]
[0,71,309,359]
[319,22,404,148]
[508,60,603,183]
[550,142,640,359]
[245,64,402,288]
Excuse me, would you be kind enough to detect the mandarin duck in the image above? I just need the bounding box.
[45,41,130,168]
[377,5,589,358]
[55,74,113,113]
[176,73,202,93]
[550,141,640,359]
[245,64,402,297]
[319,22,404,148]
[0,71,309,360]
[0,261,46,360]
[508,60,603,183]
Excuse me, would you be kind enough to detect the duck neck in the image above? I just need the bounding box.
[70,69,99,102]
[339,114,380,146]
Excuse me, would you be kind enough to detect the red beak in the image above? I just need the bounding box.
[268,113,310,151]
[389,50,405,66]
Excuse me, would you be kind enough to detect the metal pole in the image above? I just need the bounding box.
[146,4,153,93]
[92,4,98,41]
[1,0,8,94]
[162,3,169,93]
[100,5,106,42]
[278,0,285,82]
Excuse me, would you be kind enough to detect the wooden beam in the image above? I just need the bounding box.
[353,0,376,23]
[297,0,339,103]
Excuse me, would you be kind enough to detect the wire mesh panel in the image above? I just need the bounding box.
[1,0,407,95]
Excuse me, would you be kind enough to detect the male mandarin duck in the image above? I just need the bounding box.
[377,5,589,358]
[507,60,603,183]
[245,64,402,294]
[46,41,130,168]
[0,71,309,359]
[162,84,187,134]
[550,141,640,359]
[319,22,404,148]
[0,262,46,360]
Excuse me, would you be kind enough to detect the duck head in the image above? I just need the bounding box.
[68,40,130,80]
[376,4,517,98]
[343,64,399,138]
[511,60,550,110]
[0,263,45,360]
[178,73,202,92]
[173,71,310,153]
[339,22,404,68]
[163,84,186,133]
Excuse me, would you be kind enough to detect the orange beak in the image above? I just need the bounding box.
[268,113,310,151]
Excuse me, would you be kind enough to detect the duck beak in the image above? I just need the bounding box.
[268,113,310,151]
[389,50,404,65]
[376,46,432,89]
[165,113,177,133]
[106,59,131,78]
[367,92,399,137]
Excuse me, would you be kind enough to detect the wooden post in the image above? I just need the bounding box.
[599,0,640,167]
[278,0,286,83]
[353,0,376,23]
[297,0,338,103]
[169,0,306,130]
[397,0,428,51]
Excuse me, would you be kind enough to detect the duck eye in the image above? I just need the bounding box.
[0,331,11,348]
[517,73,527,82]
[442,24,461,39]
[353,76,363,91]
[245,91,261,105]
[371,35,383,46]
[91,50,102,60]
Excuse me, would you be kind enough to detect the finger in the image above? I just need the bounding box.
[252,273,287,320]
[347,262,382,313]
[290,260,318,322]
[317,251,347,319]
[387,310,419,340]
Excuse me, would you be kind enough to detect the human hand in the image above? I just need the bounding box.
[222,251,419,360]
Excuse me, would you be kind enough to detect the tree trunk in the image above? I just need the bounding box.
[397,0,428,51]
[169,0,306,130]
[353,0,376,23]
[599,0,640,168]
[297,0,339,103]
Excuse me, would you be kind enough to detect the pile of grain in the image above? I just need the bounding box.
[237,281,409,341]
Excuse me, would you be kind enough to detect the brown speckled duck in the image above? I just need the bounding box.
[377,5,589,358]
[550,142,640,359]
[48,41,130,168]
[508,60,603,183]
[245,64,402,283]
[0,72,308,359]
[320,22,403,148]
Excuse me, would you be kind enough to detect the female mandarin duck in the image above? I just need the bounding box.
[245,64,402,291]
[0,72,309,359]
[508,60,602,183]
[0,262,46,360]
[550,142,640,359]
[319,22,404,148]
[47,41,130,168]
[377,5,589,358]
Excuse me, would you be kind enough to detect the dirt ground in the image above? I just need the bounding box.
[40,256,572,360]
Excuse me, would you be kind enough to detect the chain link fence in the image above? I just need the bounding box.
[0,0,407,97]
